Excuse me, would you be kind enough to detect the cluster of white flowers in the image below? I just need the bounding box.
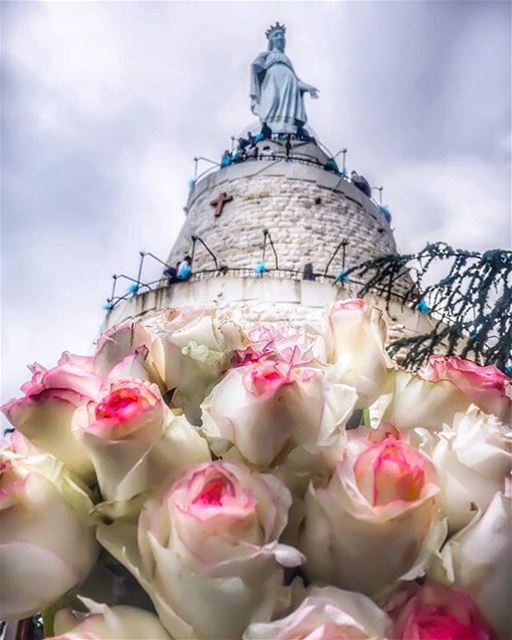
[1,301,511,640]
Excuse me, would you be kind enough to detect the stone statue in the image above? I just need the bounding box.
[250,23,319,135]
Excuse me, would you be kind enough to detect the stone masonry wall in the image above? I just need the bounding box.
[169,172,397,281]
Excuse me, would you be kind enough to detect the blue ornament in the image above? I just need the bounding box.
[128,283,139,294]
[178,265,192,280]
[415,298,431,314]
[254,261,268,275]
[103,302,113,312]
[188,179,195,190]
[380,205,391,223]
[335,271,351,282]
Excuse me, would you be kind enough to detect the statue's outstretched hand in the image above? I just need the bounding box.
[299,82,319,99]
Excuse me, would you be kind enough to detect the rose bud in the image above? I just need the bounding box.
[98,461,304,640]
[439,490,511,639]
[300,433,442,596]
[75,379,209,504]
[1,355,103,483]
[421,355,512,422]
[49,599,170,639]
[324,299,392,408]
[386,581,495,640]
[243,586,390,640]
[0,449,99,621]
[432,405,511,533]
[201,361,357,467]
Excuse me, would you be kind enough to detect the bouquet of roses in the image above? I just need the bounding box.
[2,300,511,640]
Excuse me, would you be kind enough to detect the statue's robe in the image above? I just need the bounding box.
[250,51,307,135]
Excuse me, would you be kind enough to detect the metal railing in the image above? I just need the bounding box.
[188,143,388,216]
[104,261,408,312]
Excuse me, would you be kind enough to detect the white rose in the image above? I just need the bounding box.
[202,360,357,467]
[324,299,393,409]
[97,461,303,640]
[244,586,390,639]
[439,490,512,640]
[300,431,443,595]
[375,370,472,433]
[154,305,244,424]
[431,405,512,533]
[93,321,166,387]
[51,599,170,639]
[0,450,99,620]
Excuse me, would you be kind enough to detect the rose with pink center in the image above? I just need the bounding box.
[244,361,294,397]
[202,360,357,467]
[354,436,428,506]
[84,381,162,440]
[386,581,495,640]
[300,435,441,595]
[421,355,511,421]
[75,379,209,503]
[98,461,303,640]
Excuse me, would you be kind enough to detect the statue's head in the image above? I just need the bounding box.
[266,22,286,52]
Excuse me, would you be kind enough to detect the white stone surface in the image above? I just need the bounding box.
[168,151,397,282]
[105,276,433,344]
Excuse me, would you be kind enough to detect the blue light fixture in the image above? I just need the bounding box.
[415,298,431,314]
[335,271,351,283]
[254,261,268,276]
[128,283,139,294]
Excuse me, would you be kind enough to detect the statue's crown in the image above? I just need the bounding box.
[265,22,286,39]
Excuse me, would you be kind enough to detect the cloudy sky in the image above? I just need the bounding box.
[1,0,511,409]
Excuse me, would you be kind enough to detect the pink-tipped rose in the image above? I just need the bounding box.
[421,355,511,421]
[300,433,442,595]
[76,379,209,503]
[386,581,495,640]
[202,360,357,467]
[98,461,303,640]
[1,355,103,482]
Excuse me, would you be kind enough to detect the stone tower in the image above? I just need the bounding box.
[105,25,431,340]
[168,139,396,276]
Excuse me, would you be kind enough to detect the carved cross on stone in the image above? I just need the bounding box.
[210,192,233,217]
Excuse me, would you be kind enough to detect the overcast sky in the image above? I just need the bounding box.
[1,0,511,410]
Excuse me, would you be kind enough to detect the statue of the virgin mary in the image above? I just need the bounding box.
[250,23,319,136]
